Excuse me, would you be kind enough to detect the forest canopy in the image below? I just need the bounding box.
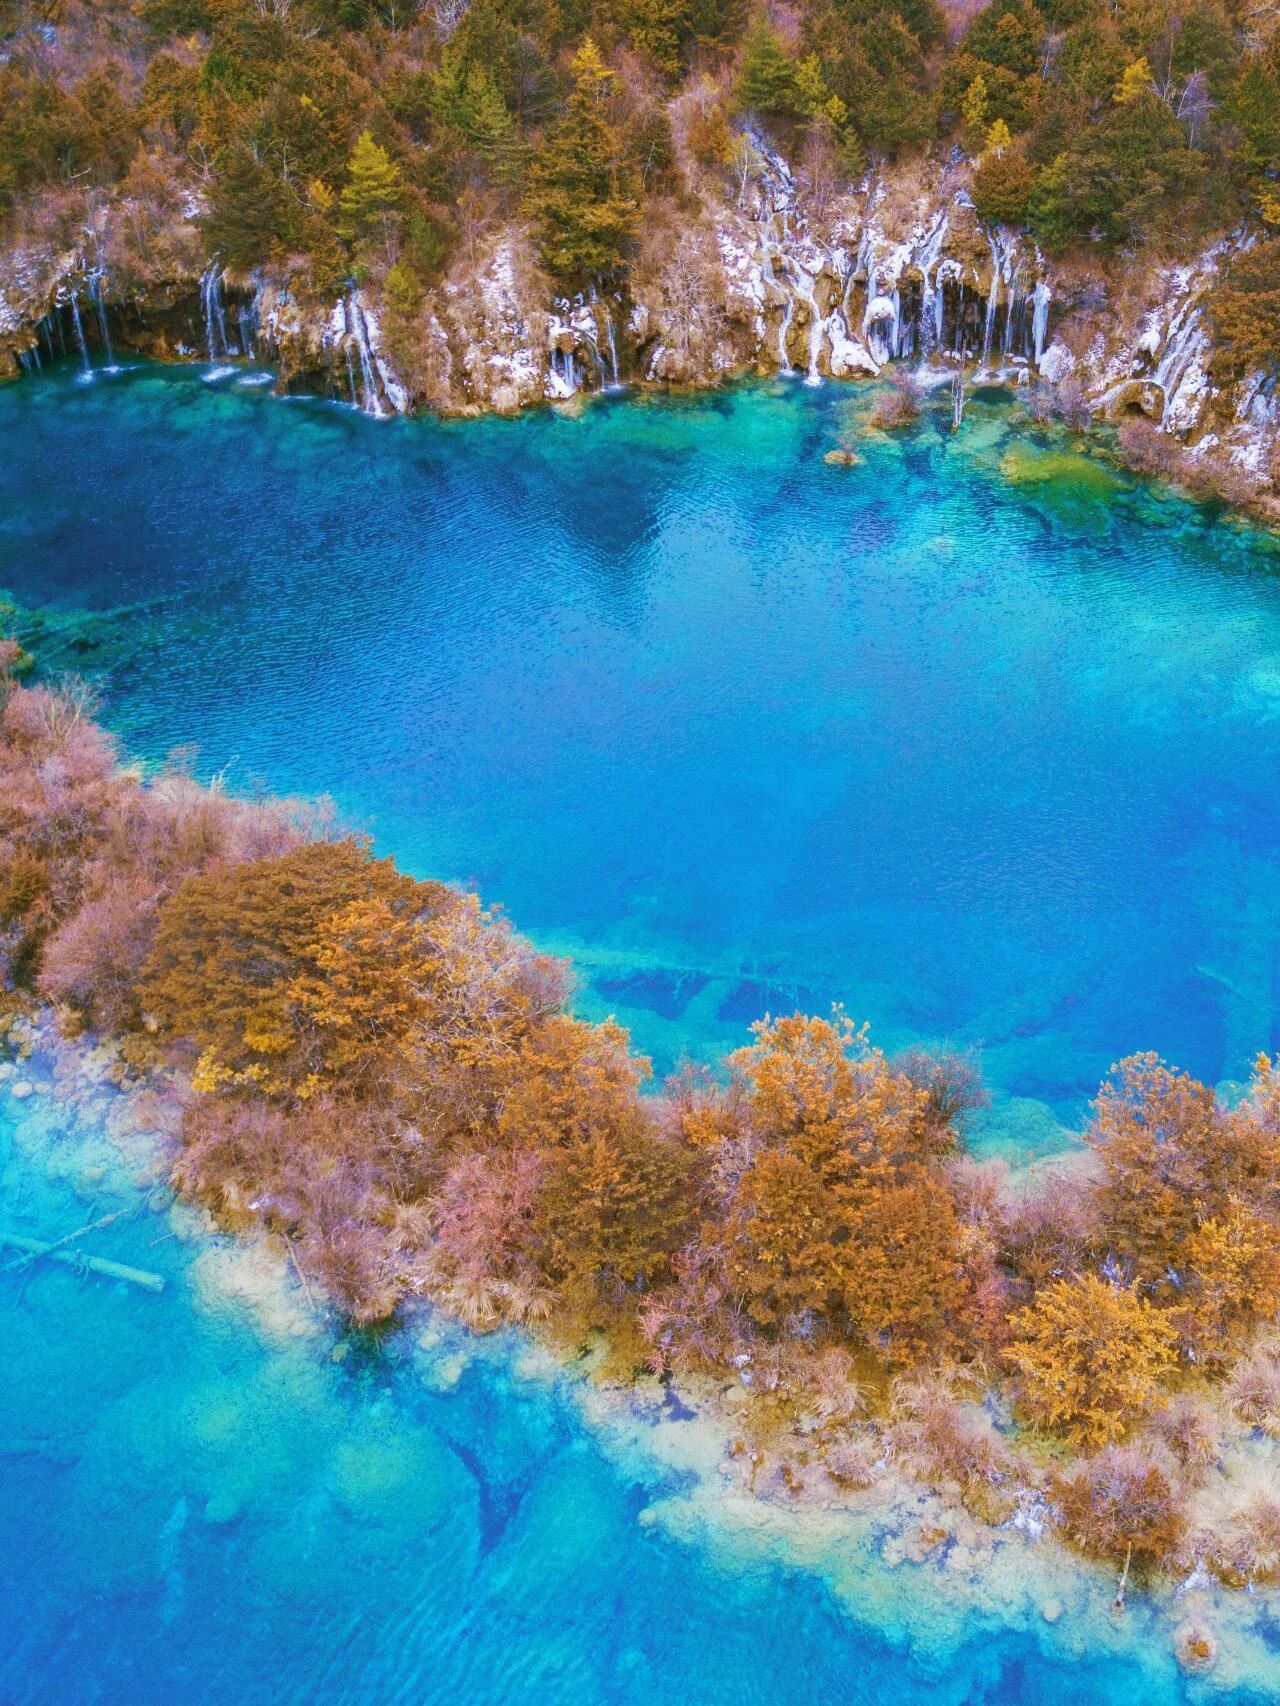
[2,0,1278,301]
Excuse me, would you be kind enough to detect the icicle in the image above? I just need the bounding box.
[1031,281,1051,370]
[69,292,91,375]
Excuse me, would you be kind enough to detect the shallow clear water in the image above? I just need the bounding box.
[4,363,1280,1702]
[0,1083,1262,1706]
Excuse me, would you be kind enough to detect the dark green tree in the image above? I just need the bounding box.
[526,40,638,285]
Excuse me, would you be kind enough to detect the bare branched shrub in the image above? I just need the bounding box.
[869,373,921,430]
[894,1048,988,1143]
[1116,418,1183,480]
[1052,1444,1185,1569]
[1226,1346,1280,1436]
[824,1431,883,1490]
[1149,1392,1224,1475]
[889,1366,1016,1517]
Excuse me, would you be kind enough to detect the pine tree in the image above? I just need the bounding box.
[199,144,295,269]
[735,16,799,115]
[338,129,404,249]
[526,40,638,286]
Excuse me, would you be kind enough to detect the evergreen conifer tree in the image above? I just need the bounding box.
[526,40,638,286]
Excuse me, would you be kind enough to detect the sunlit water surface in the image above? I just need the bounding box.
[4,363,1280,1701]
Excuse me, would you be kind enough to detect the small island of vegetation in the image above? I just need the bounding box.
[7,643,1280,1641]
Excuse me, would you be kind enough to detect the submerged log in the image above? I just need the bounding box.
[0,1230,165,1292]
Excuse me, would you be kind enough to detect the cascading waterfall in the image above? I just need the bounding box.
[89,269,115,368]
[345,291,386,417]
[603,308,620,388]
[68,292,91,375]
[343,343,358,408]
[238,273,264,358]
[765,249,797,376]
[201,265,231,361]
[1003,272,1024,357]
[788,265,823,385]
[913,213,949,358]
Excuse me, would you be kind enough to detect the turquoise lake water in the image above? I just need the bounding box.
[4,361,1280,1700]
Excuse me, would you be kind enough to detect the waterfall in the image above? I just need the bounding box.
[603,308,620,388]
[238,273,263,358]
[789,266,823,385]
[951,281,968,359]
[90,269,114,368]
[764,250,797,376]
[913,212,950,357]
[69,292,91,375]
[1031,281,1051,370]
[1003,274,1024,357]
[201,265,231,360]
[344,343,358,408]
[345,291,386,417]
[579,321,606,391]
[778,290,796,373]
[981,240,1001,365]
[1151,298,1207,422]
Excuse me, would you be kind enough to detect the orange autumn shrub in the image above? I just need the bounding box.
[1179,1206,1280,1367]
[140,838,451,1095]
[1087,1053,1280,1286]
[1007,1273,1177,1445]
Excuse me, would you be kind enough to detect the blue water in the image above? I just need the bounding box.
[6,366,1280,1147]
[0,1079,1255,1706]
[4,362,1280,1701]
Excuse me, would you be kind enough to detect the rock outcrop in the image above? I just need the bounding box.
[2,137,1276,511]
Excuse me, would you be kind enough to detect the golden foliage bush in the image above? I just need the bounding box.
[1007,1273,1177,1445]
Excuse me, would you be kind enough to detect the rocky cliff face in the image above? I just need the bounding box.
[2,140,1277,511]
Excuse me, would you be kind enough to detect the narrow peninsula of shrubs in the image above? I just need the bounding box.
[10,650,1280,1611]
